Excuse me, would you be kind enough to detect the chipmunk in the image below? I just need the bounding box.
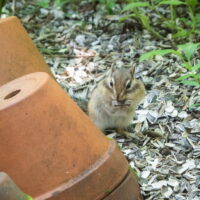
[88,66,145,136]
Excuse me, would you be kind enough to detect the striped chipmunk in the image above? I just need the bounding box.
[88,65,145,136]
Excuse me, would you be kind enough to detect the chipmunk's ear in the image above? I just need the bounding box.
[129,64,136,78]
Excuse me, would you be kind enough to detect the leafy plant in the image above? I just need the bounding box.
[54,0,74,9]
[140,43,200,87]
[129,166,138,177]
[0,0,6,16]
[99,0,117,13]
[26,195,33,200]
[36,0,51,8]
[121,0,200,42]
[121,1,163,39]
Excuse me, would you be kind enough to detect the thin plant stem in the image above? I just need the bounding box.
[170,4,176,31]
[12,0,16,15]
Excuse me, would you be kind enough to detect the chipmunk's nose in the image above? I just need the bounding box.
[118,99,125,104]
[112,92,125,103]
[116,97,126,104]
[117,94,125,103]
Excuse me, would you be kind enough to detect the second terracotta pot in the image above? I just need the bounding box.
[0,16,52,86]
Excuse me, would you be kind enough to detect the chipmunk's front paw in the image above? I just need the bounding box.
[116,128,132,138]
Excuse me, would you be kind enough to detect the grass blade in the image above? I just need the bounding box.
[123,2,150,12]
[158,0,185,6]
[140,49,175,61]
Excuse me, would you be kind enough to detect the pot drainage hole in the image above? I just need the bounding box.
[4,89,21,100]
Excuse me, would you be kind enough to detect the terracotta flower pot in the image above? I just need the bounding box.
[0,72,143,200]
[0,172,31,200]
[0,16,52,86]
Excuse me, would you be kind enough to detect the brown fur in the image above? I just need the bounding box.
[88,67,145,135]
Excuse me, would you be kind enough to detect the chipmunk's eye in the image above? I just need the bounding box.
[126,81,131,90]
[110,80,113,88]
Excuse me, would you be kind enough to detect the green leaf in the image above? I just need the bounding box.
[191,63,200,71]
[140,14,150,29]
[0,0,6,16]
[194,30,200,36]
[119,14,136,22]
[139,49,175,61]
[58,48,68,53]
[129,166,138,177]
[158,0,185,6]
[186,0,198,8]
[176,74,193,81]
[139,14,163,39]
[181,62,192,71]
[181,80,200,87]
[173,29,189,38]
[26,195,33,200]
[163,21,176,30]
[100,0,117,13]
[179,17,192,26]
[123,2,150,11]
[195,74,200,78]
[190,103,200,108]
[195,14,200,23]
[36,0,50,8]
[178,43,200,61]
[55,0,69,8]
